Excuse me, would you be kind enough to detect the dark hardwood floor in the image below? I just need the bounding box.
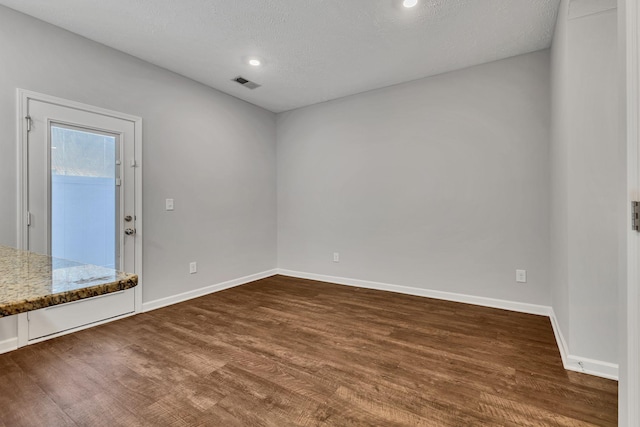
[0,275,617,426]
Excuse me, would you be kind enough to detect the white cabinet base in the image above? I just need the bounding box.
[18,288,135,346]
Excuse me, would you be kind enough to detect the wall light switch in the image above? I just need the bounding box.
[516,269,527,283]
[333,252,340,263]
[189,262,197,274]
[166,198,174,211]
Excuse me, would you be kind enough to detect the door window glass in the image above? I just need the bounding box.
[50,125,118,269]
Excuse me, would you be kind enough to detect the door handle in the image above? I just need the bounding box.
[124,215,133,222]
[124,228,136,236]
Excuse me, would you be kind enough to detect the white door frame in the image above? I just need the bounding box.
[16,89,143,314]
[623,0,640,424]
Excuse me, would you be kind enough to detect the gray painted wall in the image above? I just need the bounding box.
[550,0,619,364]
[277,51,552,306]
[0,6,277,341]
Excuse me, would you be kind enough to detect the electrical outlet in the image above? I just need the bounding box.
[333,252,340,263]
[166,198,174,211]
[516,269,527,283]
[189,262,197,274]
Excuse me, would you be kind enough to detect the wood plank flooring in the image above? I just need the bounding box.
[0,275,617,426]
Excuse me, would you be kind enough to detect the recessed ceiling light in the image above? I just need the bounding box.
[248,59,261,66]
[403,0,418,7]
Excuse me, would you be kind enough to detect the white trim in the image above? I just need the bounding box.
[548,309,570,368]
[17,90,28,250]
[277,269,551,316]
[624,0,640,423]
[548,310,619,380]
[0,337,18,355]
[24,311,137,346]
[17,89,143,123]
[565,355,619,380]
[277,269,619,380]
[142,269,278,313]
[133,104,143,314]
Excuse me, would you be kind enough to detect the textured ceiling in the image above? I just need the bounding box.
[0,0,560,113]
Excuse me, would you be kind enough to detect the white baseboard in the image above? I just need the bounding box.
[277,269,619,381]
[564,355,619,380]
[0,337,18,355]
[548,310,619,380]
[277,269,552,316]
[142,269,278,313]
[548,308,570,368]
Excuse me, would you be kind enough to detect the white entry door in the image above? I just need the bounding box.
[25,99,136,271]
[18,91,142,343]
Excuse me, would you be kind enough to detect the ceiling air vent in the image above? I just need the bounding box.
[232,76,261,90]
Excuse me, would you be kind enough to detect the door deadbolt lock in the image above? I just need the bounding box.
[124,215,133,222]
[124,228,136,236]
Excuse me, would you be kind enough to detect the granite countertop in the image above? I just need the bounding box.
[0,245,138,317]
